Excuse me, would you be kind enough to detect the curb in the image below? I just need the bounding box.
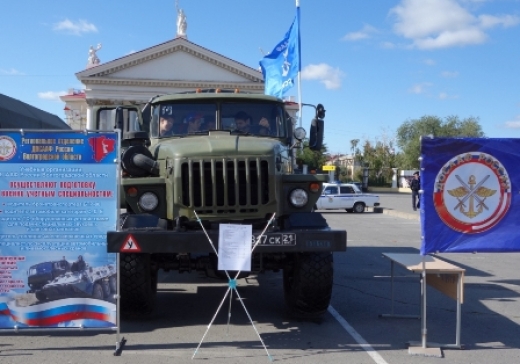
[381,208,420,221]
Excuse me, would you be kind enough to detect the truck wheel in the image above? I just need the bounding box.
[35,291,47,302]
[283,252,333,318]
[92,283,104,300]
[353,202,365,213]
[120,253,156,317]
[101,280,111,300]
[109,275,117,294]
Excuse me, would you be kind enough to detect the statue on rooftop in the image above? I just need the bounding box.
[176,0,187,38]
[87,43,102,68]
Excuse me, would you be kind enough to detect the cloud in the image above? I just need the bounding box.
[380,41,396,49]
[390,0,519,49]
[504,116,520,129]
[438,92,459,99]
[423,59,436,66]
[409,82,432,94]
[53,19,98,36]
[0,68,25,75]
[342,24,378,41]
[38,91,67,101]
[441,71,459,78]
[478,14,520,28]
[302,63,344,89]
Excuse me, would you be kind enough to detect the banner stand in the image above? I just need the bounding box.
[191,211,275,361]
[113,151,125,356]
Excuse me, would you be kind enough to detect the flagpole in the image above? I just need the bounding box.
[296,0,302,127]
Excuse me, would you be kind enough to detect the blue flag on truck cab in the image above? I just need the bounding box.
[259,11,300,98]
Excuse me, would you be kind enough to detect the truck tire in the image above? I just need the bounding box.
[283,252,333,318]
[35,291,47,302]
[92,283,104,300]
[120,253,156,317]
[353,202,365,213]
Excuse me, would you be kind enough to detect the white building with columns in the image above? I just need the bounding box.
[60,28,265,129]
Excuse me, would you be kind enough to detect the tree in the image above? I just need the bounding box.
[396,115,484,169]
[296,141,328,171]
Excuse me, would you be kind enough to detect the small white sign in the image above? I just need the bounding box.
[218,224,252,272]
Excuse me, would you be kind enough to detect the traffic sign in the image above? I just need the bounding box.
[322,165,336,171]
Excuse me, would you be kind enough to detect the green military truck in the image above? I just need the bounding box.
[101,90,346,318]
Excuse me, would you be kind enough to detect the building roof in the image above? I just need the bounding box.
[0,93,71,130]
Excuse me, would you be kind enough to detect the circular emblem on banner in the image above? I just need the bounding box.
[0,136,17,161]
[433,152,511,234]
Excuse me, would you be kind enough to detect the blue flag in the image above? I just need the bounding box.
[259,11,300,98]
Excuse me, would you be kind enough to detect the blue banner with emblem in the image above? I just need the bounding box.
[420,138,520,254]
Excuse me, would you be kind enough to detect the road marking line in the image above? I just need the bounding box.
[328,305,389,364]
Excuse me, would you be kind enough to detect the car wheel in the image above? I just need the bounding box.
[353,202,365,213]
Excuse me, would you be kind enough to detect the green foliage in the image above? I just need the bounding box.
[296,141,328,171]
[351,138,397,182]
[396,115,484,169]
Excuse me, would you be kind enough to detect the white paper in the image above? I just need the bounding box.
[218,224,252,272]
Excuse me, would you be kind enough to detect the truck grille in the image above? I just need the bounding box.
[181,158,269,213]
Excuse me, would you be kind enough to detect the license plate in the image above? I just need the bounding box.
[253,233,296,246]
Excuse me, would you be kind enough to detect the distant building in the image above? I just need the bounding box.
[61,37,265,129]
[0,93,70,130]
[325,154,362,179]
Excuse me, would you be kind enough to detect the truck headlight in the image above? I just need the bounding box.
[289,188,308,208]
[294,127,306,141]
[138,192,159,211]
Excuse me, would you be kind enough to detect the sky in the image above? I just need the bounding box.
[1,0,519,154]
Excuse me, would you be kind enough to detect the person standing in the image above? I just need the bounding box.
[410,171,421,211]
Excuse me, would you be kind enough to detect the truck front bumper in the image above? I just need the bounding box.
[107,228,346,254]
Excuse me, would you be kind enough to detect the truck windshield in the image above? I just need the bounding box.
[29,262,52,276]
[151,101,288,138]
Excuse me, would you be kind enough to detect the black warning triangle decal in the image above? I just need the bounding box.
[120,234,141,252]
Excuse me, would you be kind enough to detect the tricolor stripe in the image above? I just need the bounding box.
[0,298,115,327]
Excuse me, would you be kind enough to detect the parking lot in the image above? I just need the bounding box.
[2,193,520,363]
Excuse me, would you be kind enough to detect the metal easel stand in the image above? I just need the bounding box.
[191,211,275,362]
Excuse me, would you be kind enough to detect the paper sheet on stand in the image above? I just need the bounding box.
[218,224,252,271]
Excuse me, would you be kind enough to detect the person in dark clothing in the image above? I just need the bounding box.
[71,255,86,272]
[410,171,421,211]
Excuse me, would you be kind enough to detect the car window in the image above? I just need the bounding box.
[323,186,337,195]
[351,184,362,193]
[340,186,355,194]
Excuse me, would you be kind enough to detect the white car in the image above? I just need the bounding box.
[315,183,380,213]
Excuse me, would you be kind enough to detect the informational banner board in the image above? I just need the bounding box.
[421,138,519,254]
[0,131,119,329]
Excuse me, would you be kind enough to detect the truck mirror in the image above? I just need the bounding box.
[316,104,326,119]
[308,118,324,151]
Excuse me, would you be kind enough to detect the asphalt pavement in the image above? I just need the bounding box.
[372,190,420,221]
